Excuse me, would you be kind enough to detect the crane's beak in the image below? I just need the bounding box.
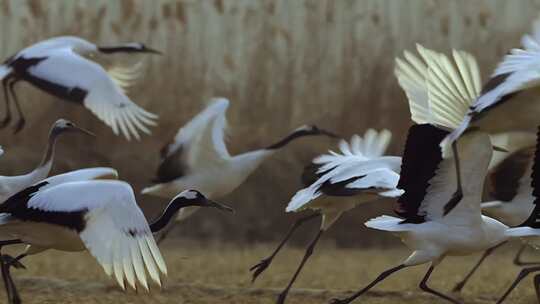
[73,125,96,137]
[143,46,162,55]
[204,199,235,213]
[493,145,509,153]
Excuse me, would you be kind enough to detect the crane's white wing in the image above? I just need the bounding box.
[40,167,119,187]
[106,62,144,94]
[27,180,166,290]
[424,47,481,130]
[287,130,402,213]
[287,159,402,212]
[27,48,157,141]
[443,17,540,148]
[314,129,392,168]
[396,45,481,131]
[154,98,229,183]
[395,49,432,124]
[188,100,231,168]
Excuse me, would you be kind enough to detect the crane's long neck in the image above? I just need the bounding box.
[150,200,192,232]
[33,129,60,178]
[265,129,314,150]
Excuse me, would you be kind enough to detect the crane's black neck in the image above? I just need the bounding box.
[266,129,315,150]
[149,199,195,232]
[39,127,62,168]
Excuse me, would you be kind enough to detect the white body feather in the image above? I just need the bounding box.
[142,98,276,221]
[365,131,540,266]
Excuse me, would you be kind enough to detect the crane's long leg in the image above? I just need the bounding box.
[0,240,23,304]
[0,76,12,129]
[1,257,19,304]
[513,243,540,266]
[452,242,507,292]
[329,264,407,304]
[8,80,24,134]
[535,274,540,303]
[419,266,462,304]
[276,229,323,304]
[250,213,320,282]
[496,265,540,303]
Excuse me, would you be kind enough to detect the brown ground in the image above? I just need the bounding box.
[0,241,537,304]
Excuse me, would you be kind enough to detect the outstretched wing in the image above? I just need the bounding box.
[397,125,491,225]
[26,48,157,141]
[153,98,230,183]
[23,180,166,290]
[106,62,144,93]
[42,167,119,186]
[394,124,448,222]
[424,47,481,130]
[443,17,540,148]
[396,44,481,130]
[287,129,402,213]
[394,49,432,124]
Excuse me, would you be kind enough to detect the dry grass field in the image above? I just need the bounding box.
[0,241,537,304]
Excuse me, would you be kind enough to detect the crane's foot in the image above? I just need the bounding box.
[452,281,465,293]
[249,257,272,282]
[276,290,289,304]
[329,297,354,304]
[1,256,25,270]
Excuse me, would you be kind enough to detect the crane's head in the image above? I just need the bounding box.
[98,42,162,55]
[51,119,95,137]
[170,190,234,213]
[293,125,339,138]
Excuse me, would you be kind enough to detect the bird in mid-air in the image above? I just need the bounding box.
[0,36,160,139]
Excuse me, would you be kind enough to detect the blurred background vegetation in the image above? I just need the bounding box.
[1,0,540,246]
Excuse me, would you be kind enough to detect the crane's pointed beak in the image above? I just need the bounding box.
[73,125,96,137]
[143,47,162,55]
[204,199,235,213]
[493,145,509,153]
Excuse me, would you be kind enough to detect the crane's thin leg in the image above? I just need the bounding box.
[513,243,540,266]
[276,229,323,304]
[419,266,462,304]
[250,213,320,282]
[8,80,24,134]
[2,254,26,270]
[535,274,540,303]
[0,77,12,129]
[0,240,23,304]
[452,242,506,292]
[329,264,407,304]
[496,265,540,303]
[1,257,20,304]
